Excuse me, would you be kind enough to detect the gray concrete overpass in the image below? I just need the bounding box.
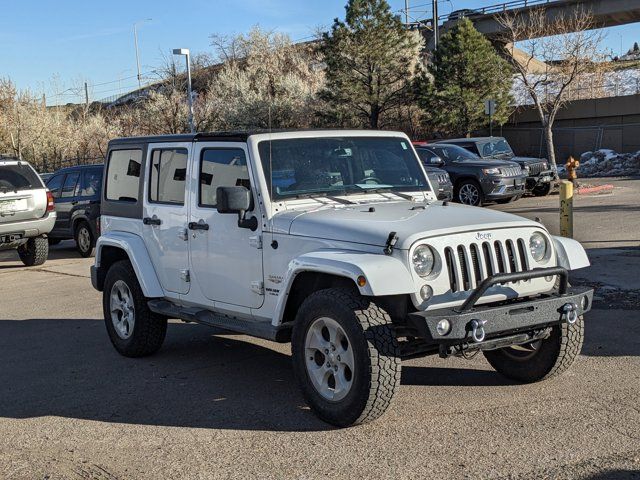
[424,0,640,49]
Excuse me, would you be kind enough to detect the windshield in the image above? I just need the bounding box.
[258,137,430,200]
[429,145,479,162]
[0,162,43,192]
[481,139,514,158]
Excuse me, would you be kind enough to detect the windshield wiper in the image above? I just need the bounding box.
[291,191,355,204]
[350,186,424,201]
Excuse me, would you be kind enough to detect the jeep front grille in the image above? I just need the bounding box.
[502,166,521,177]
[527,162,546,176]
[444,239,531,292]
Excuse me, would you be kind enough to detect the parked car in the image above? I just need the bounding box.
[424,165,453,201]
[433,137,556,196]
[0,157,55,266]
[45,164,103,257]
[91,130,592,427]
[414,142,526,206]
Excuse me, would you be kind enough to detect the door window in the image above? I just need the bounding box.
[149,148,188,205]
[105,149,142,202]
[199,148,249,208]
[46,174,64,198]
[60,172,80,198]
[79,169,102,197]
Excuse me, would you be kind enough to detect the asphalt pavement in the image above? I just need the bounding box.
[0,178,638,479]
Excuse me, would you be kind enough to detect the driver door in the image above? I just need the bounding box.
[188,142,264,309]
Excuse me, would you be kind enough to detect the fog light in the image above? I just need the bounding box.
[545,275,554,282]
[436,319,451,336]
[420,284,433,301]
[581,295,589,310]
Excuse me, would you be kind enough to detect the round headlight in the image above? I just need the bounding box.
[529,232,547,262]
[413,245,435,277]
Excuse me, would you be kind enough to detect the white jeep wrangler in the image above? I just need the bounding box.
[91,130,592,427]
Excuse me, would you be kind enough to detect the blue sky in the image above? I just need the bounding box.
[1,0,638,105]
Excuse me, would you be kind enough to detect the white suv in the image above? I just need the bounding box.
[0,157,56,266]
[91,130,592,427]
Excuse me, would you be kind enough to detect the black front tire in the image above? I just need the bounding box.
[291,288,401,427]
[455,180,484,207]
[483,316,584,383]
[103,260,167,357]
[74,221,95,257]
[17,236,49,266]
[532,182,552,196]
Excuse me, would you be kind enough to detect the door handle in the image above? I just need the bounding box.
[143,217,162,226]
[188,221,209,231]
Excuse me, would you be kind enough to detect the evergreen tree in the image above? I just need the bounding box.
[416,18,513,137]
[634,41,639,52]
[319,0,422,129]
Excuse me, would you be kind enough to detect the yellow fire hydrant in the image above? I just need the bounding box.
[565,156,580,187]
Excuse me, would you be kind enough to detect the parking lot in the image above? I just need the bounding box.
[1,178,639,480]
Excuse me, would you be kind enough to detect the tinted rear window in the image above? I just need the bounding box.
[105,149,142,202]
[0,163,43,192]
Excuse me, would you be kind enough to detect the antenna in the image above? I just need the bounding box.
[268,103,275,245]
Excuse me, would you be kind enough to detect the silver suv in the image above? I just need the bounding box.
[0,157,56,266]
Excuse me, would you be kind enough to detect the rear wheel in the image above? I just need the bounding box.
[291,288,401,427]
[103,260,167,357]
[74,221,94,257]
[17,236,49,266]
[484,316,584,382]
[456,180,484,206]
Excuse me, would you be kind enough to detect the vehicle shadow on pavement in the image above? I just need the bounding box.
[0,319,329,432]
[401,366,513,387]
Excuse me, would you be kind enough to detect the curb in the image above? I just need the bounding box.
[575,184,614,195]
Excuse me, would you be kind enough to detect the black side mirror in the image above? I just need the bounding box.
[216,186,258,231]
[429,156,445,167]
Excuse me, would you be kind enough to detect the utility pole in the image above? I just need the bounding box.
[405,0,410,26]
[84,82,89,107]
[432,0,439,50]
[133,19,152,89]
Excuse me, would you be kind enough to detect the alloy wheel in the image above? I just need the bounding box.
[304,317,355,402]
[110,280,135,339]
[78,226,91,253]
[459,183,480,206]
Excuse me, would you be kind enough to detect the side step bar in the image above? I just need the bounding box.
[147,299,291,343]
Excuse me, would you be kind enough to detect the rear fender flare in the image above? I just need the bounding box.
[95,232,163,297]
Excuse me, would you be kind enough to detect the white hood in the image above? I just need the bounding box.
[271,200,539,250]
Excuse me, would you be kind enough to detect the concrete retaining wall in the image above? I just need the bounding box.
[494,94,640,160]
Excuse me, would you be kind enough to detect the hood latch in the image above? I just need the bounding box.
[384,231,398,255]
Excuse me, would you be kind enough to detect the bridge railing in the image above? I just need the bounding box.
[440,0,556,21]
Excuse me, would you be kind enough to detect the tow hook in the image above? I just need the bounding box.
[470,319,487,343]
[562,302,579,324]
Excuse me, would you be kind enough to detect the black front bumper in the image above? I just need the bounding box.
[407,267,593,347]
[525,170,555,190]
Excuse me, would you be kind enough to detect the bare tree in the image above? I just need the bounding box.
[498,7,605,167]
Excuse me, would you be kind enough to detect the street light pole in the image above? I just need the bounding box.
[432,0,439,50]
[173,48,195,133]
[133,19,152,89]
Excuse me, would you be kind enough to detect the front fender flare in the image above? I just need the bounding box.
[552,235,590,270]
[95,232,164,297]
[273,250,414,326]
